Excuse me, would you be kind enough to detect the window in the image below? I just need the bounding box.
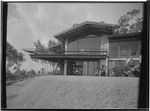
[119,41,130,57]
[130,41,141,56]
[109,40,141,58]
[109,42,119,58]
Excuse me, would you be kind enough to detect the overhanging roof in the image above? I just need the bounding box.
[54,21,114,42]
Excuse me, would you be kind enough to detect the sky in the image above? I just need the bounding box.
[7,3,143,72]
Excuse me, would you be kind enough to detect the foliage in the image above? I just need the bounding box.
[47,40,57,49]
[6,42,27,82]
[6,69,18,81]
[34,40,46,52]
[32,40,58,73]
[109,58,140,77]
[27,69,37,78]
[6,68,38,84]
[114,9,143,34]
[6,42,26,67]
[50,70,61,75]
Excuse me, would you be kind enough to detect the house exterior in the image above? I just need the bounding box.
[24,21,141,76]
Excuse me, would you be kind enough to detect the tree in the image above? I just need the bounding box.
[32,40,58,74]
[6,42,25,71]
[47,40,57,71]
[34,40,46,52]
[6,42,26,80]
[114,9,143,34]
[47,40,57,50]
[6,42,25,66]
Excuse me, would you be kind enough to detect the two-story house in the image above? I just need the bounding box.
[24,21,141,76]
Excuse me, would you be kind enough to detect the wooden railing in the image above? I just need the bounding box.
[65,51,108,55]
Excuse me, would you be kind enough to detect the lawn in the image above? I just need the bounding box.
[7,75,139,109]
[6,77,36,107]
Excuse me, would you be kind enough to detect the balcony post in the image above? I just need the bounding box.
[64,60,68,75]
[65,37,68,54]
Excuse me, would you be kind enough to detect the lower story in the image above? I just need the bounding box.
[30,54,141,76]
[57,57,141,76]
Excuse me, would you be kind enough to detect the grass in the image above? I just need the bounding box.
[7,75,139,109]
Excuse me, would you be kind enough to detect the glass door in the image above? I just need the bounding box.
[72,61,83,75]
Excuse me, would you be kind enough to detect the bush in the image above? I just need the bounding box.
[27,69,37,78]
[6,69,18,81]
[50,70,61,75]
[108,59,140,77]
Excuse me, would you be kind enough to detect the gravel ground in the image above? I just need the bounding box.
[7,76,139,109]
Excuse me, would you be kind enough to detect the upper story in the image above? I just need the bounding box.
[51,21,141,59]
[24,21,141,60]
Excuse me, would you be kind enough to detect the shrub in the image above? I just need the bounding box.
[50,70,61,75]
[108,58,140,77]
[27,69,37,78]
[6,69,18,81]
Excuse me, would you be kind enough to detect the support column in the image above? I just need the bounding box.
[64,60,68,75]
[106,58,108,77]
[65,37,68,54]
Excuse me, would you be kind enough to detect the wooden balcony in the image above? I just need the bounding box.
[28,50,108,61]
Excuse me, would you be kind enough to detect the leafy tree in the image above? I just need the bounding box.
[34,40,46,52]
[47,40,57,71]
[47,40,57,50]
[31,40,46,62]
[6,42,26,81]
[6,42,25,67]
[32,40,58,74]
[114,9,143,34]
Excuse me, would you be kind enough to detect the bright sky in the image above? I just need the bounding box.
[7,3,143,71]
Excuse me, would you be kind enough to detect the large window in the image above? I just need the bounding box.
[68,37,100,51]
[119,41,130,57]
[109,42,119,57]
[130,41,141,56]
[109,40,141,58]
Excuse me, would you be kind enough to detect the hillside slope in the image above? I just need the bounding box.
[7,76,139,109]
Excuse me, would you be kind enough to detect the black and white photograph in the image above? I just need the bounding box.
[2,1,148,109]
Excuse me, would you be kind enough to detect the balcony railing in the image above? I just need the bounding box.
[31,50,108,56]
[64,51,108,55]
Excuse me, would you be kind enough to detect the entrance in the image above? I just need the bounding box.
[67,60,107,76]
[72,61,83,75]
[67,61,83,75]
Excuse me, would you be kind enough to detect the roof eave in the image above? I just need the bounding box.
[54,21,114,42]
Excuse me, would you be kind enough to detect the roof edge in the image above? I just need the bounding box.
[54,21,115,41]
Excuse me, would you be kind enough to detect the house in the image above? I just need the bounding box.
[24,21,141,76]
